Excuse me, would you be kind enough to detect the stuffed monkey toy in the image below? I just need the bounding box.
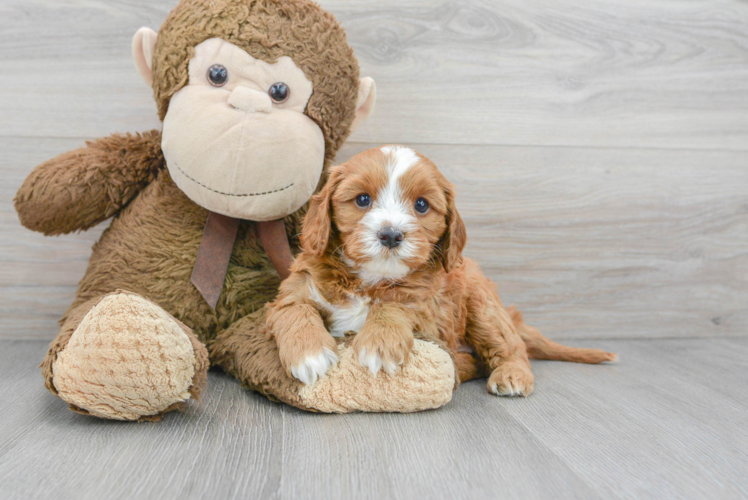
[14,0,457,421]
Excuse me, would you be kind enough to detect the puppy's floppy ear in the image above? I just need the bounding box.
[301,167,343,257]
[438,182,467,273]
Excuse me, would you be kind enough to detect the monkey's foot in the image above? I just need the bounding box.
[297,339,455,413]
[52,291,209,421]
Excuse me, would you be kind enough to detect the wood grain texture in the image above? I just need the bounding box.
[1,0,747,149]
[0,340,285,500]
[1,338,746,499]
[4,138,746,340]
[2,2,747,499]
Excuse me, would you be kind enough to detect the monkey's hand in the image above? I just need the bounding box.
[14,130,163,235]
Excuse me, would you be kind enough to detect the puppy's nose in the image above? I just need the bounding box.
[228,86,272,113]
[378,226,403,249]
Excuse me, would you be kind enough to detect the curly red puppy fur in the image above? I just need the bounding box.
[266,146,616,395]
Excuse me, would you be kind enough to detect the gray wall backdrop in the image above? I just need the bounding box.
[1,0,746,340]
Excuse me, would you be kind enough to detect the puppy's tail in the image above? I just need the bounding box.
[508,306,618,364]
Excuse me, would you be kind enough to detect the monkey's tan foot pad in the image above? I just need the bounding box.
[298,339,455,413]
[52,291,209,421]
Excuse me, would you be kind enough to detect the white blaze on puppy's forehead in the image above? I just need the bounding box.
[367,145,420,230]
[380,145,420,182]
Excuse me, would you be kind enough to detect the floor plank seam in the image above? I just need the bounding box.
[2,135,748,154]
[345,141,748,154]
[551,335,748,342]
[495,403,607,500]
[279,405,286,500]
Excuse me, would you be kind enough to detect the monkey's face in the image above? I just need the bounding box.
[132,0,376,221]
[160,38,325,221]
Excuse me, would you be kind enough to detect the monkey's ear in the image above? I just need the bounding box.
[132,27,159,86]
[350,77,377,133]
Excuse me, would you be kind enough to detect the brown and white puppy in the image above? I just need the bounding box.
[266,146,617,394]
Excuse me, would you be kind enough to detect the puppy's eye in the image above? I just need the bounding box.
[268,82,290,103]
[355,193,372,208]
[415,197,430,214]
[207,64,228,87]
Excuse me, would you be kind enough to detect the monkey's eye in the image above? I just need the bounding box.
[268,82,290,103]
[207,64,228,87]
[415,198,430,214]
[355,193,372,208]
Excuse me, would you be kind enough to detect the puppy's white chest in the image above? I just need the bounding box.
[309,284,371,337]
[328,295,371,338]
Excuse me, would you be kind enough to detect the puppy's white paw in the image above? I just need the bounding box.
[487,364,534,397]
[358,348,400,376]
[489,381,526,397]
[291,348,339,385]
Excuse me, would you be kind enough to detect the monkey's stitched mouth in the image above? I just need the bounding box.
[173,162,294,197]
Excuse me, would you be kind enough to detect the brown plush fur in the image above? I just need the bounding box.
[268,148,617,395]
[14,131,163,236]
[15,0,395,418]
[21,130,312,414]
[152,0,360,165]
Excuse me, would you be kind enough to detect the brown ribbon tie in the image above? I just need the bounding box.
[191,211,294,310]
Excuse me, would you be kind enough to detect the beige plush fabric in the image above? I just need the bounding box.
[298,339,455,413]
[132,27,158,85]
[350,77,376,133]
[162,38,326,221]
[52,292,198,421]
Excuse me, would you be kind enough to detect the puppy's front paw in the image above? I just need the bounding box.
[290,348,339,385]
[488,362,534,397]
[357,347,398,376]
[352,325,414,376]
[277,329,339,385]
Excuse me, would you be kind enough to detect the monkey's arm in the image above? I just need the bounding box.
[14,130,163,235]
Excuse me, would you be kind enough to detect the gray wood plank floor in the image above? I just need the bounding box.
[1,338,746,500]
